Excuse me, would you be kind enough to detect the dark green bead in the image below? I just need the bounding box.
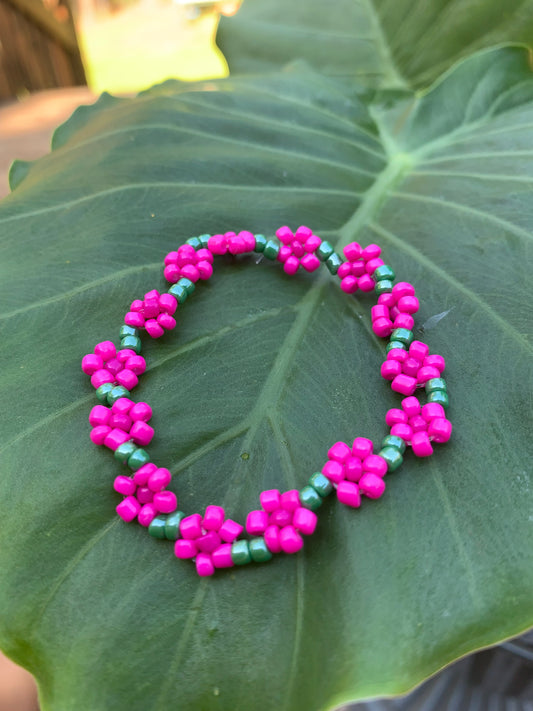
[308,471,333,497]
[114,441,137,463]
[165,511,185,540]
[198,234,210,248]
[390,328,414,346]
[373,265,395,282]
[386,340,408,353]
[428,391,449,408]
[299,486,323,511]
[107,386,130,404]
[381,435,406,455]
[249,538,273,563]
[231,540,251,565]
[263,239,280,260]
[168,283,188,303]
[325,252,342,275]
[95,382,114,403]
[186,236,202,249]
[375,280,393,295]
[120,335,142,353]
[254,234,267,252]
[127,449,150,471]
[379,447,403,472]
[148,516,167,539]
[317,241,334,261]
[119,324,138,339]
[178,277,195,295]
[425,377,447,394]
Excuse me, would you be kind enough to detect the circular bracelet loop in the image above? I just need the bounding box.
[82,226,452,576]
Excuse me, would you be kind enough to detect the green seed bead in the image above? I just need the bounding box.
[263,239,280,260]
[425,377,447,394]
[249,537,273,563]
[127,448,150,471]
[325,252,342,275]
[148,515,167,539]
[165,511,185,540]
[379,447,403,472]
[375,280,393,295]
[373,265,395,282]
[381,435,406,455]
[390,328,414,346]
[114,441,137,463]
[317,240,334,261]
[427,391,449,408]
[198,234,210,248]
[186,236,202,250]
[231,540,252,565]
[95,382,114,403]
[168,283,188,303]
[120,335,141,353]
[386,340,408,353]
[107,385,130,404]
[254,234,267,252]
[178,277,195,295]
[299,486,323,511]
[308,472,333,497]
[120,324,138,339]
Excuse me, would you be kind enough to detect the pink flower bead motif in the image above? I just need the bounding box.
[124,289,178,338]
[82,342,146,391]
[372,282,420,335]
[256,488,318,555]
[339,242,383,294]
[275,225,322,275]
[207,231,256,257]
[382,340,446,393]
[322,438,388,506]
[89,398,154,449]
[164,244,214,283]
[386,396,452,456]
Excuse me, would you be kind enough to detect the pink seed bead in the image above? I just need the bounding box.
[337,481,361,508]
[157,313,176,331]
[340,276,359,294]
[398,296,419,314]
[112,397,133,414]
[417,366,441,384]
[424,354,446,373]
[180,513,202,539]
[300,253,320,272]
[118,347,136,361]
[284,256,299,275]
[143,298,160,319]
[365,257,384,274]
[358,274,375,292]
[387,348,408,363]
[343,242,362,260]
[207,234,227,255]
[344,456,363,482]
[124,356,145,376]
[352,437,373,459]
[239,230,256,251]
[228,235,246,254]
[197,248,213,264]
[197,261,213,279]
[372,305,389,320]
[90,425,111,445]
[394,313,415,330]
[196,531,221,553]
[279,525,303,554]
[163,264,180,283]
[270,509,292,527]
[304,234,321,252]
[362,243,381,260]
[108,413,132,431]
[403,357,422,378]
[104,428,131,451]
[276,225,294,244]
[402,396,421,416]
[212,544,234,568]
[218,519,243,543]
[280,490,300,511]
[409,341,429,361]
[136,486,153,504]
[264,525,282,553]
[133,462,157,485]
[390,423,413,441]
[147,467,172,492]
[328,441,351,463]
[359,472,386,499]
[246,510,269,535]
[295,225,313,240]
[145,319,165,339]
[277,245,292,263]
[105,357,122,376]
[138,503,157,527]
[363,454,387,477]
[94,341,116,360]
[90,369,115,389]
[89,405,111,427]
[116,496,141,522]
[125,311,145,328]
[373,317,393,338]
[202,505,225,531]
[392,282,415,299]
[115,369,138,390]
[381,360,401,380]
[164,251,179,265]
[291,241,305,258]
[82,353,103,375]
[409,415,427,433]
[292,508,317,535]
[130,402,152,422]
[385,408,408,426]
[336,260,351,279]
[421,403,446,421]
[130,421,154,446]
[260,489,281,513]
[378,292,394,307]
[195,553,215,577]
[181,265,200,282]
[174,539,197,559]
[114,475,136,496]
[391,374,417,396]
[411,431,434,457]
[176,245,196,266]
[350,260,366,277]
[428,418,452,443]
[159,293,177,315]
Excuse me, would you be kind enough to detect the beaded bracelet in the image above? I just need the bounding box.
[81,226,452,576]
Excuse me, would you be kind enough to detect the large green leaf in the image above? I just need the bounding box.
[217,0,533,88]
[1,45,532,711]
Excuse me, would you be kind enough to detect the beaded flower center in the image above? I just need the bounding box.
[82,226,452,576]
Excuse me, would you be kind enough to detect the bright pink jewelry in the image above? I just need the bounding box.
[82,227,452,576]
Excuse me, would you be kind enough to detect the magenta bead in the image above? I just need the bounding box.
[196,531,221,553]
[398,295,419,314]
[270,509,292,527]
[197,261,213,279]
[130,402,152,422]
[304,234,321,252]
[358,274,375,292]
[394,313,415,330]
[276,225,293,244]
[164,265,180,282]
[343,242,362,260]
[105,357,122,376]
[228,235,246,254]
[388,348,407,363]
[284,256,299,275]
[366,257,384,274]
[164,251,179,266]
[373,317,393,337]
[422,402,446,421]
[390,423,413,441]
[130,421,154,446]
[352,437,373,459]
[362,243,380,260]
[108,413,132,431]
[113,475,136,496]
[402,396,420,416]
[292,508,317,535]
[363,454,387,477]
[116,496,141,522]
[104,428,131,451]
[125,311,145,328]
[82,353,103,375]
[203,505,225,531]
[424,354,446,373]
[280,490,300,511]
[417,366,441,384]
[279,526,303,554]
[125,355,146,375]
[212,544,234,568]
[403,357,421,377]
[328,441,351,463]
[195,553,215,576]
[207,234,227,255]
[180,513,202,539]
[153,491,177,514]
[295,225,312,240]
[391,374,417,396]
[115,369,138,390]
[359,472,386,499]
[91,369,115,389]
[239,230,256,251]
[411,431,434,457]
[409,415,427,433]
[136,486,154,504]
[246,510,269,535]
[181,265,200,282]
[260,489,280,513]
[385,408,408,426]
[277,245,292,263]
[264,525,282,553]
[392,282,415,299]
[344,456,362,481]
[381,360,401,380]
[90,425,111,445]
[94,341,116,360]
[340,276,359,294]
[218,518,243,543]
[350,260,366,276]
[409,341,429,361]
[159,293,177,315]
[337,481,361,508]
[158,314,176,330]
[112,397,133,414]
[145,319,165,339]
[300,253,320,272]
[428,418,452,443]
[138,503,157,527]
[174,539,197,559]
[133,462,157,485]
[89,405,111,427]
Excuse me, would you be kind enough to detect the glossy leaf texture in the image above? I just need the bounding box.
[217,0,533,89]
[1,46,532,711]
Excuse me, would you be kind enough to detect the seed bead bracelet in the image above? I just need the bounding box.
[81,226,452,576]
